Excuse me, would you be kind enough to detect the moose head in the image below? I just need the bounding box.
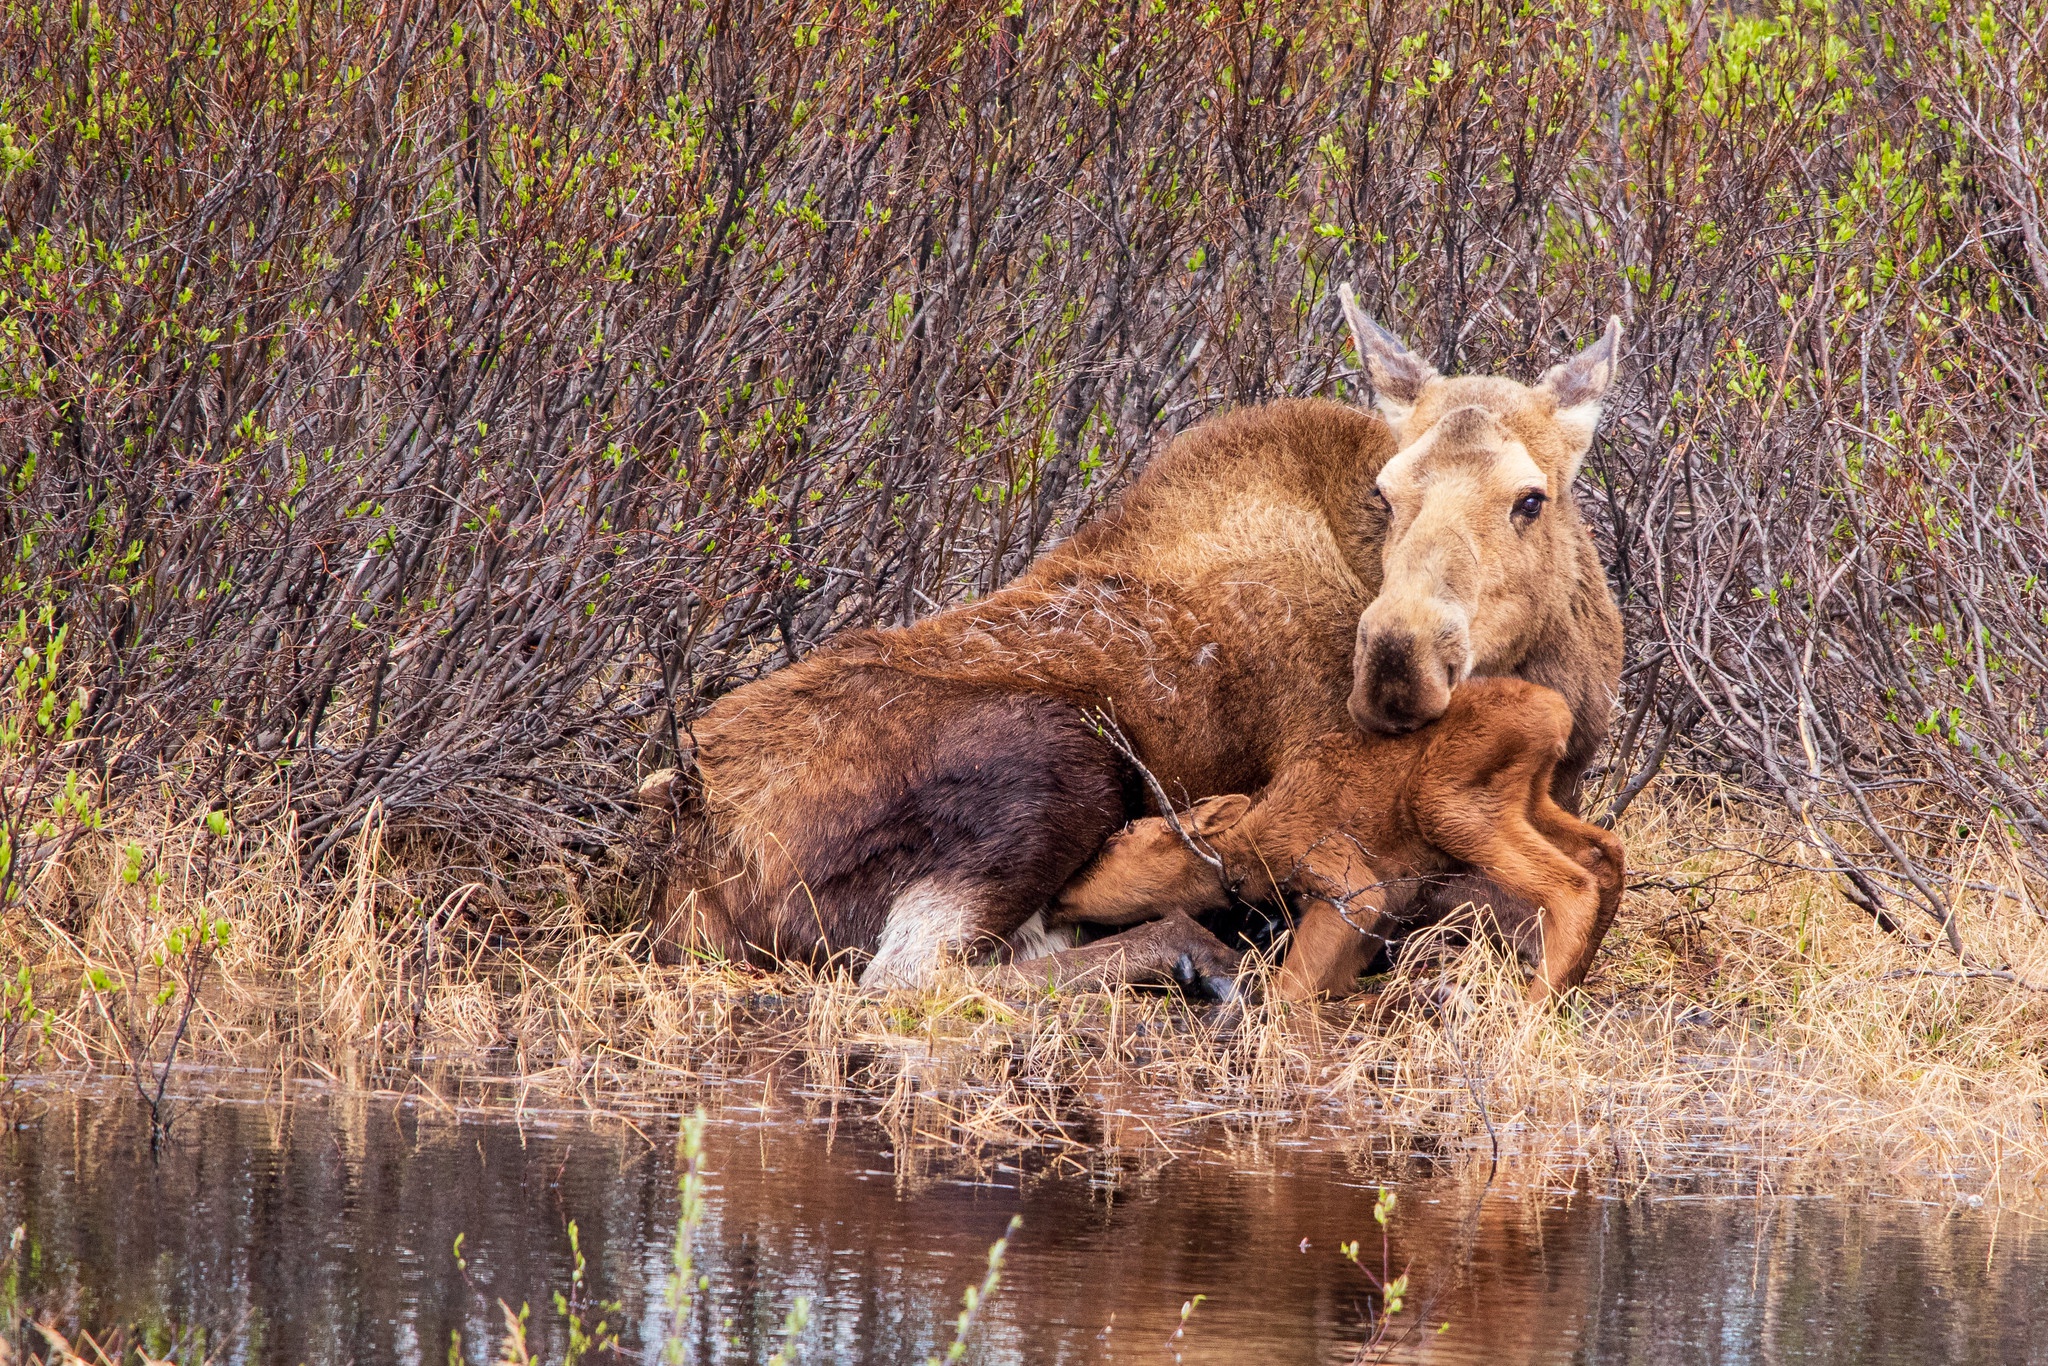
[1338,285,1622,737]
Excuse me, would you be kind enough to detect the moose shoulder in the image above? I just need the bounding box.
[639,315,1625,990]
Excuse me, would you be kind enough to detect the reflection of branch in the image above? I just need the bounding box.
[1082,706,1225,881]
[143,947,211,1151]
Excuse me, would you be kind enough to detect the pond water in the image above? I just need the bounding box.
[1,1081,2042,1365]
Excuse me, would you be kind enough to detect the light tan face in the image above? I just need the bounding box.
[1337,288,1621,734]
[1052,795,1249,925]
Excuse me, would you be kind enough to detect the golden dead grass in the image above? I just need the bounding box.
[6,781,2046,1207]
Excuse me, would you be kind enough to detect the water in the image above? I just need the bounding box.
[2,1082,2042,1364]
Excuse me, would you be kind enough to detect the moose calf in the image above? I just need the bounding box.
[1052,678,1625,1003]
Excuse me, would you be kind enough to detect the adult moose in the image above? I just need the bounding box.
[637,293,1625,999]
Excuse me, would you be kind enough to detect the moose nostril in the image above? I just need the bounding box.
[1351,619,1465,734]
[1354,684,1422,734]
[1363,630,1416,684]
[1352,631,1421,730]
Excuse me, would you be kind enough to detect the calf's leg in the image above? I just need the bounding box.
[1526,795,1626,960]
[1253,819,1399,1002]
[1274,896,1391,1002]
[1484,757,1626,999]
[1483,823,1608,1001]
[994,912,1243,998]
[1415,723,1619,1001]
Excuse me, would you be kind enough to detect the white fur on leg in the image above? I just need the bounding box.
[860,878,980,990]
[1005,909,1077,962]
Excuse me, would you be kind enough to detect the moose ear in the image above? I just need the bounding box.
[1537,316,1623,460]
[1187,792,1252,838]
[1339,283,1436,432]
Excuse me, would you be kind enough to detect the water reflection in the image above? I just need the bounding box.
[1,1084,2041,1364]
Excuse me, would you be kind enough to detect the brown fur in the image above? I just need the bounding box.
[1052,679,1626,1002]
[645,361,1623,986]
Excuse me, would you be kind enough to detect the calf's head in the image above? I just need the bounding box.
[1339,286,1622,735]
[1052,794,1251,926]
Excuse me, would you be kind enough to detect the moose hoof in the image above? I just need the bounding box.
[1132,915,1241,998]
[1171,958,1236,1002]
[1012,912,1245,997]
[1169,951,1241,1003]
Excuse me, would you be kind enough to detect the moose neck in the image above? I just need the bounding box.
[1308,418,1401,594]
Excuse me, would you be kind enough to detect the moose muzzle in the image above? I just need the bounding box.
[1348,591,1472,735]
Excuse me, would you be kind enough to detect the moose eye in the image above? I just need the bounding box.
[1374,487,1393,514]
[1512,490,1547,521]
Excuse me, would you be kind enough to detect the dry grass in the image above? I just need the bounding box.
[4,3,2046,1205]
[6,782,2045,1209]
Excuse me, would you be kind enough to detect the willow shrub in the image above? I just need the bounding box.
[3,0,2045,944]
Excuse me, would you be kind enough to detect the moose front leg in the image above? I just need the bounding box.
[993,913,1244,999]
[1417,738,1627,1003]
[1524,801,1627,982]
[1273,875,1393,1003]
[1468,827,1614,1002]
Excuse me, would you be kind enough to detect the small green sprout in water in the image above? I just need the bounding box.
[553,1220,622,1364]
[496,1301,534,1365]
[929,1214,1021,1364]
[766,1296,813,1365]
[1343,1186,1413,1349]
[664,1110,711,1363]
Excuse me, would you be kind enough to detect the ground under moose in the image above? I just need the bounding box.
[635,302,1628,999]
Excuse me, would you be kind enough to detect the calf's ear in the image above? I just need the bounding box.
[1339,284,1436,434]
[1187,793,1253,837]
[1538,315,1623,467]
